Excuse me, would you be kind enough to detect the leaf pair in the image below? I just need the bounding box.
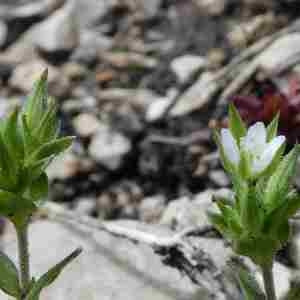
[25,248,82,300]
[0,248,81,299]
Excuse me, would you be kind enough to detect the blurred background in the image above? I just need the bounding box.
[0,0,300,299]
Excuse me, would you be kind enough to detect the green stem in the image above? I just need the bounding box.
[16,224,30,299]
[262,264,276,300]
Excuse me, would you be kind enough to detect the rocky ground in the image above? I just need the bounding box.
[1,0,300,299]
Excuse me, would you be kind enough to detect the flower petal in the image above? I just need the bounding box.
[221,129,240,167]
[252,135,286,174]
[240,122,267,155]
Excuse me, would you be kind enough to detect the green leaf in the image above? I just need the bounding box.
[0,172,16,192]
[207,211,230,238]
[266,113,279,142]
[0,190,18,216]
[264,146,299,212]
[0,251,20,297]
[26,136,74,166]
[21,115,40,158]
[255,178,267,206]
[27,172,48,206]
[263,192,300,238]
[239,150,251,180]
[25,69,48,130]
[33,97,59,144]
[25,248,82,300]
[0,133,17,188]
[240,190,264,235]
[27,156,54,183]
[232,176,248,213]
[228,257,266,300]
[3,108,24,162]
[228,103,247,144]
[216,201,242,237]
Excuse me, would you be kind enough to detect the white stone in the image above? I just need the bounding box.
[170,72,218,116]
[98,88,159,111]
[139,195,165,222]
[171,55,207,83]
[258,33,300,74]
[33,0,79,52]
[195,0,227,16]
[145,97,172,121]
[73,113,101,137]
[46,151,82,180]
[0,0,64,20]
[74,0,115,28]
[88,126,131,170]
[9,59,70,97]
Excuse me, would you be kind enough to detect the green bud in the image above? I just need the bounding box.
[0,70,74,222]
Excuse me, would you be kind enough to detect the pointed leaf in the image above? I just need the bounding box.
[21,115,40,158]
[25,248,82,300]
[26,136,74,166]
[3,108,24,162]
[33,97,58,144]
[28,172,48,206]
[264,146,299,212]
[207,211,230,238]
[0,251,20,297]
[0,190,19,216]
[0,133,17,188]
[240,190,264,235]
[28,156,54,182]
[264,192,300,237]
[239,150,251,180]
[25,70,48,130]
[266,113,279,142]
[232,176,248,213]
[216,201,242,237]
[228,103,247,143]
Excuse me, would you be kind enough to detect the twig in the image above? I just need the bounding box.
[41,202,212,249]
[146,130,210,147]
[162,17,300,118]
[41,203,233,297]
[218,61,259,104]
[217,18,300,104]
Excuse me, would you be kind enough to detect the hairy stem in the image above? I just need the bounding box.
[16,224,30,299]
[262,264,276,300]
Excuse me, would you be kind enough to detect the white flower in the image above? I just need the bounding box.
[220,122,285,176]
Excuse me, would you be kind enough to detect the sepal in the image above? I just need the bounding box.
[228,103,247,143]
[266,113,279,142]
[264,146,299,212]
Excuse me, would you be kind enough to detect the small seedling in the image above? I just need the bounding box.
[210,103,300,299]
[0,70,81,300]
